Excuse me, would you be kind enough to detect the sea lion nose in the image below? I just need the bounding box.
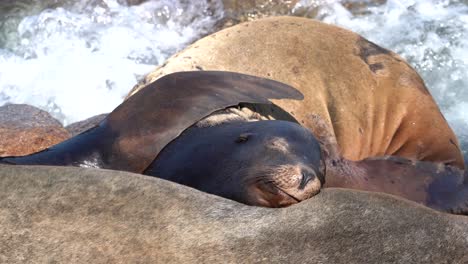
[299,170,316,190]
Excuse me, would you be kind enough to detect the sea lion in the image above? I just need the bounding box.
[128,16,464,169]
[2,166,468,263]
[0,71,326,207]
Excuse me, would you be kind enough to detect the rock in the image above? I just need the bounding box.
[127,16,464,168]
[118,0,146,6]
[0,165,467,263]
[219,0,300,29]
[65,113,107,136]
[0,104,70,156]
[217,1,387,30]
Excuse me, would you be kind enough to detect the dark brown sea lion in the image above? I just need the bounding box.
[129,16,465,169]
[0,71,326,207]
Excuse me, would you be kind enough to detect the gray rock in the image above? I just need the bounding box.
[0,104,70,156]
[65,113,107,136]
[0,165,467,263]
[219,0,300,29]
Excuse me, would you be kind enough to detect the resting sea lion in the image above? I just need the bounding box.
[128,16,465,169]
[2,166,468,263]
[0,71,325,207]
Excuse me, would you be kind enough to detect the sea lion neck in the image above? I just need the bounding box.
[322,157,367,189]
[323,157,431,203]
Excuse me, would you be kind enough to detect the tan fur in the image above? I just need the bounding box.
[196,106,270,128]
[2,165,468,263]
[267,137,290,154]
[127,16,464,168]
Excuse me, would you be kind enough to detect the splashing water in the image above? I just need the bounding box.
[0,0,467,161]
[0,0,223,124]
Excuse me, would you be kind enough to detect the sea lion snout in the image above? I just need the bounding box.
[284,165,322,196]
[253,163,322,207]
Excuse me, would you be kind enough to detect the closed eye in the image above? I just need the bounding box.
[235,133,253,143]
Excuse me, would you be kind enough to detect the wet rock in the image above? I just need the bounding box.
[65,113,108,136]
[116,0,146,6]
[0,165,467,263]
[217,0,387,30]
[0,104,70,156]
[219,0,300,29]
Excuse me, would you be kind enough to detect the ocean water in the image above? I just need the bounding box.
[0,0,223,123]
[0,0,467,159]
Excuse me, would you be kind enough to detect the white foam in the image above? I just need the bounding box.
[0,0,223,125]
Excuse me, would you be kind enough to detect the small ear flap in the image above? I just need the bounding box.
[105,71,304,172]
[235,133,254,143]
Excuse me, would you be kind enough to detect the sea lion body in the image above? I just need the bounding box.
[129,16,464,168]
[2,166,468,263]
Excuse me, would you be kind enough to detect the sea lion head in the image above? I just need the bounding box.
[146,120,324,207]
[231,122,324,207]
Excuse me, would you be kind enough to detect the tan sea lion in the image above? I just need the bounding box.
[1,165,468,263]
[128,16,464,169]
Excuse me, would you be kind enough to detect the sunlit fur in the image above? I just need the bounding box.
[196,106,270,128]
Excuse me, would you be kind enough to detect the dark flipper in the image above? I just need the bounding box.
[426,168,468,215]
[1,71,303,173]
[327,156,468,215]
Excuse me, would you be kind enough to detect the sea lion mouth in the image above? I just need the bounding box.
[248,165,322,207]
[273,185,301,203]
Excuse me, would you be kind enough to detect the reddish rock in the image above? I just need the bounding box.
[0,104,71,156]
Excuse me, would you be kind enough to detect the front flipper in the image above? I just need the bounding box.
[325,156,468,215]
[105,71,303,172]
[426,168,468,215]
[1,71,303,173]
